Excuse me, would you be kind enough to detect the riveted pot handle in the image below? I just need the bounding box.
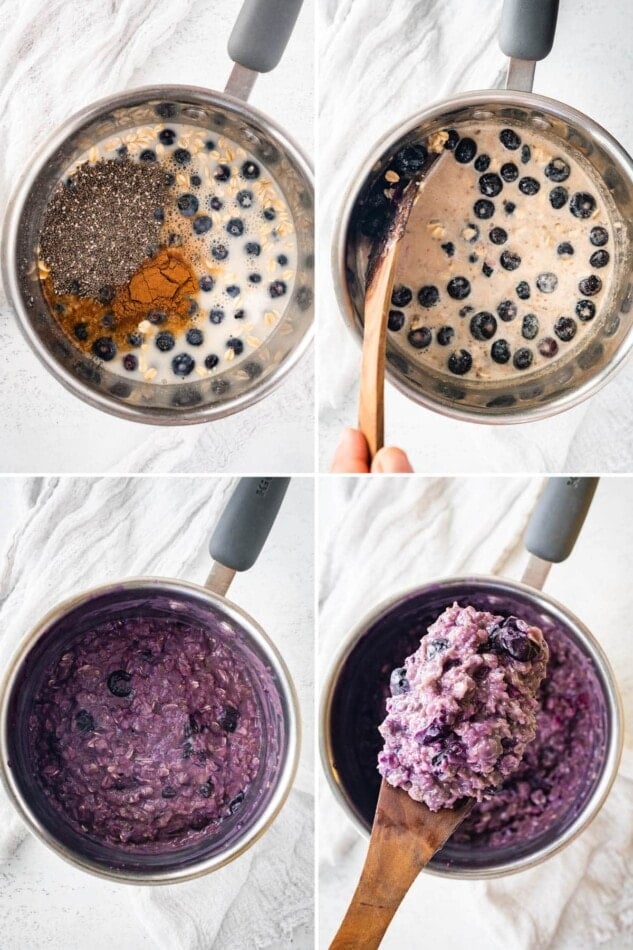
[228,0,304,73]
[524,477,599,564]
[499,0,560,61]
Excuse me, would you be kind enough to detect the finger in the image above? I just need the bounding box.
[371,446,414,473]
[330,428,371,473]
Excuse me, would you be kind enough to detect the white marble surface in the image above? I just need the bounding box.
[317,0,633,472]
[0,476,314,949]
[0,0,314,474]
[318,476,633,949]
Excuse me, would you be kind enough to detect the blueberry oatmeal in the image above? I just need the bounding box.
[29,615,264,848]
[37,115,297,383]
[378,604,548,811]
[364,123,620,379]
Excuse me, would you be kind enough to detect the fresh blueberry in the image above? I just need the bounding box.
[186,328,204,346]
[518,177,540,196]
[128,331,143,347]
[578,275,602,296]
[418,285,440,308]
[388,310,405,331]
[474,199,495,219]
[391,285,413,307]
[163,171,176,186]
[248,272,262,283]
[389,667,409,696]
[139,149,157,162]
[277,254,288,266]
[237,189,254,208]
[443,129,459,150]
[92,337,116,361]
[516,280,531,300]
[500,128,521,149]
[513,347,533,370]
[210,308,225,324]
[359,192,390,238]
[474,154,491,172]
[263,207,276,221]
[557,242,574,256]
[226,337,244,355]
[503,200,516,215]
[441,241,455,257]
[392,143,428,177]
[447,276,471,300]
[199,275,214,292]
[407,327,432,349]
[210,196,223,211]
[536,272,558,293]
[570,192,596,219]
[123,353,138,371]
[205,139,215,151]
[76,709,95,732]
[107,670,132,697]
[174,148,191,166]
[576,299,596,321]
[500,162,518,182]
[479,173,503,197]
[521,313,539,340]
[205,353,219,369]
[212,244,229,261]
[489,227,508,245]
[73,322,89,342]
[589,249,609,268]
[437,326,454,346]
[177,193,199,216]
[554,316,577,341]
[156,331,175,351]
[193,215,212,235]
[245,241,261,257]
[448,349,472,375]
[226,285,241,298]
[491,339,511,363]
[589,226,609,247]
[155,102,176,118]
[241,160,260,179]
[470,311,497,341]
[219,706,239,732]
[544,158,570,182]
[214,164,231,181]
[159,128,176,145]
[549,185,569,209]
[521,144,531,164]
[190,174,202,187]
[455,137,477,163]
[538,337,559,358]
[226,218,244,237]
[161,786,177,799]
[427,639,448,659]
[500,250,521,271]
[199,780,214,799]
[488,616,540,660]
[269,280,287,298]
[497,299,517,322]
[482,262,493,277]
[172,353,195,376]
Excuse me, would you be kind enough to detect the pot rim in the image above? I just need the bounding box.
[0,576,301,885]
[319,573,623,879]
[331,88,633,425]
[2,83,314,426]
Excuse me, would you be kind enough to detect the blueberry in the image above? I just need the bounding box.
[205,353,219,369]
[391,285,412,307]
[214,164,231,181]
[359,192,390,238]
[503,200,516,215]
[174,148,191,166]
[107,670,132,697]
[161,786,177,799]
[245,241,261,256]
[92,337,116,361]
[538,337,559,358]
[489,227,508,245]
[76,709,94,732]
[388,310,405,331]
[576,299,596,321]
[589,226,609,247]
[491,339,511,363]
[497,299,517,322]
[237,189,253,208]
[219,706,239,732]
[418,285,440,308]
[557,242,574,256]
[182,741,194,759]
[590,249,609,268]
[522,313,539,340]
[407,327,432,349]
[128,331,143,347]
[241,160,260,179]
[177,193,199,216]
[570,192,596,219]
[470,311,497,341]
[153,208,165,222]
[229,791,245,814]
[234,309,245,319]
[159,128,176,145]
[516,281,531,300]
[482,262,493,277]
[437,326,454,346]
[226,337,244,355]
[101,312,116,330]
[513,347,533,370]
[389,667,409,696]
[98,285,115,304]
[392,143,428,177]
[500,162,518,182]
[474,199,495,219]
[226,218,244,236]
[421,722,452,745]
[123,353,138,371]
[155,102,176,118]
[186,328,204,346]
[447,276,471,300]
[116,145,128,159]
[226,285,241,298]
[463,222,480,243]
[200,780,214,799]
[459,305,474,318]
[199,275,214,292]
[544,158,570,182]
[155,332,175,352]
[536,272,558,293]
[210,307,225,324]
[172,353,195,376]
[441,241,455,257]
[554,316,577,341]
[263,207,276,221]
[190,174,202,187]
[139,149,156,162]
[500,250,521,271]
[488,616,540,660]
[163,171,176,186]
[479,173,503,197]
[427,639,448,659]
[212,244,229,261]
[205,139,215,151]
[469,253,479,263]
[210,196,223,211]
[521,144,531,164]
[269,280,287,298]
[518,177,540,196]
[579,275,602,296]
[443,129,459,150]
[448,349,472,375]
[549,186,568,210]
[500,128,521,149]
[183,714,201,738]
[193,215,212,235]
[248,273,262,283]
[73,322,89,342]
[455,137,477,163]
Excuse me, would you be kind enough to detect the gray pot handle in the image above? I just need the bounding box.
[499,0,560,61]
[524,477,599,564]
[228,0,304,74]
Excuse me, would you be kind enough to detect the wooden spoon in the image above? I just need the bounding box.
[330,780,472,950]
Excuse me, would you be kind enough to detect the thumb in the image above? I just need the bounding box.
[371,446,414,473]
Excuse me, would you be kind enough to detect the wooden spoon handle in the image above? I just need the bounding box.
[358,246,396,460]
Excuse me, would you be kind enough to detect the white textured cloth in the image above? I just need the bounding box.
[319,476,633,949]
[0,0,314,474]
[318,0,633,472]
[0,476,314,949]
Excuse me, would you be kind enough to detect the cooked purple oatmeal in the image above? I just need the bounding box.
[378,603,548,810]
[28,616,263,848]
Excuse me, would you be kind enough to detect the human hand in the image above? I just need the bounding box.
[330,428,414,473]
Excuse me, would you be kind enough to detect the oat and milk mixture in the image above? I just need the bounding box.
[378,604,548,811]
[29,616,263,848]
[37,107,297,383]
[361,123,618,379]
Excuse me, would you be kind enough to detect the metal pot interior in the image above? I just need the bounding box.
[3,582,294,880]
[323,577,620,877]
[5,87,314,423]
[340,93,633,421]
